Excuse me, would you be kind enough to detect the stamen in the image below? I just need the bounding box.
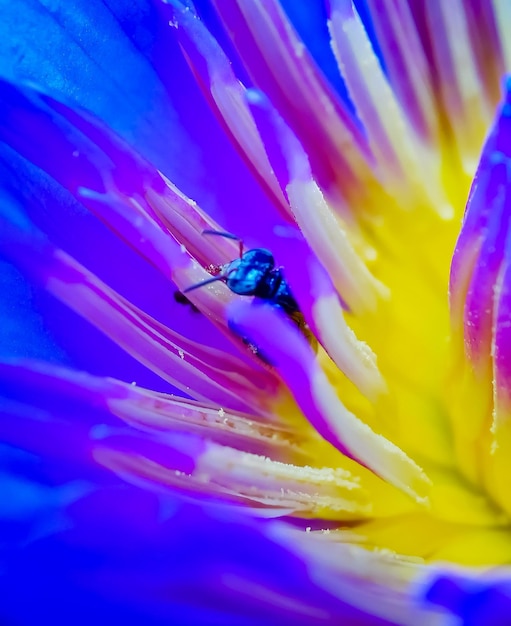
[491,0,511,72]
[95,435,372,518]
[364,0,439,143]
[0,359,308,462]
[195,446,371,518]
[328,0,449,215]
[227,299,431,503]
[270,232,386,401]
[247,92,387,314]
[422,1,492,173]
[147,175,241,268]
[211,0,375,195]
[166,0,291,218]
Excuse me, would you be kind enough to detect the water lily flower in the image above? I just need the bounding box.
[2,0,511,624]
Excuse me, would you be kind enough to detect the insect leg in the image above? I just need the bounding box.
[202,229,244,258]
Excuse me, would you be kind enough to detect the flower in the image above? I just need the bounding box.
[2,0,511,624]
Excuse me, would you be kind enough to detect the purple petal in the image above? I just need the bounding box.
[448,78,511,512]
[226,299,430,502]
[0,78,291,347]
[0,222,279,413]
[450,78,511,349]
[165,0,291,219]
[363,0,438,142]
[1,0,196,183]
[211,0,373,195]
[247,90,386,315]
[421,569,511,626]
[0,489,398,625]
[0,359,307,462]
[419,1,493,171]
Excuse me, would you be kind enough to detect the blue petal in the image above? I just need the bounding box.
[0,1,286,370]
[0,151,193,388]
[0,482,389,625]
[0,0,191,178]
[423,571,511,626]
[279,0,354,108]
[0,0,278,222]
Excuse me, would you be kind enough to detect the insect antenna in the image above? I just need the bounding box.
[182,274,226,294]
[202,229,244,258]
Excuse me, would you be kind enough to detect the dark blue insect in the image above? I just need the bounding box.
[184,230,298,314]
[184,231,316,357]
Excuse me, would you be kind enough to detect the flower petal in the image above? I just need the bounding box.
[227,299,431,503]
[0,358,306,462]
[448,80,511,494]
[165,0,291,219]
[0,483,407,625]
[270,228,385,401]
[246,89,388,314]
[328,0,448,215]
[1,0,195,178]
[363,0,438,143]
[0,77,288,348]
[420,568,511,626]
[0,221,279,414]
[210,0,374,196]
[420,1,494,173]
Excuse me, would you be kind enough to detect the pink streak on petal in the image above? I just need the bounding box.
[73,189,242,330]
[493,261,511,420]
[40,88,279,357]
[2,89,286,372]
[43,91,241,269]
[227,300,430,501]
[0,80,241,272]
[149,175,241,268]
[271,229,384,400]
[72,185,276,377]
[464,179,511,365]
[450,81,511,343]
[364,0,438,142]
[464,2,505,107]
[166,0,291,219]
[421,0,491,170]
[211,0,373,194]
[247,92,382,314]
[0,358,307,461]
[93,429,204,476]
[1,225,279,415]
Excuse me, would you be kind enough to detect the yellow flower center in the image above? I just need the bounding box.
[273,2,511,567]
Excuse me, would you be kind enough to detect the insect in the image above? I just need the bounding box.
[184,230,316,354]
